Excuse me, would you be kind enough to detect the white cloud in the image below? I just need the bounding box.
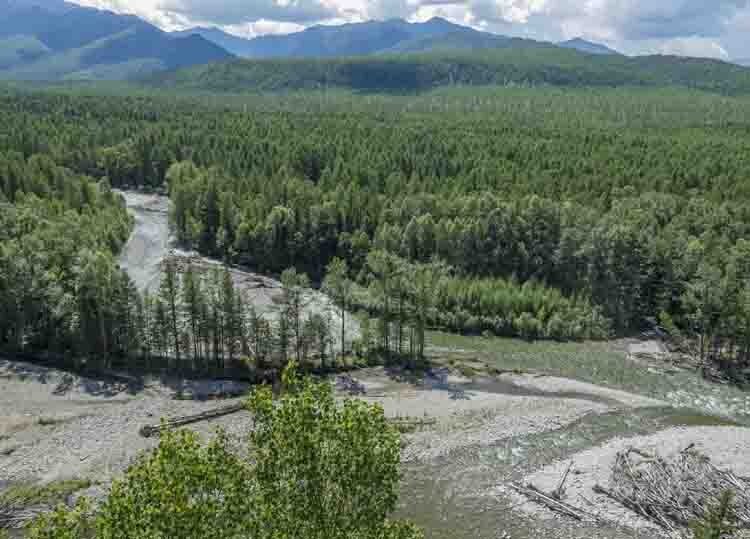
[223,20,306,39]
[159,0,339,25]
[67,0,750,59]
[73,0,186,28]
[659,36,730,59]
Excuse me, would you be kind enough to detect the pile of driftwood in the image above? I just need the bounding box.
[594,446,750,534]
[0,493,45,530]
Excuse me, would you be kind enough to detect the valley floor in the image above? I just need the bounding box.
[3,189,750,537]
[3,334,750,538]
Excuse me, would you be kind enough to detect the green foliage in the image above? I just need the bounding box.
[248,363,413,538]
[28,498,96,539]
[97,429,252,539]
[0,153,133,365]
[4,84,750,365]
[434,274,608,340]
[691,491,737,539]
[30,367,421,539]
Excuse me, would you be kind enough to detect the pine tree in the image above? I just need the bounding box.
[692,491,737,539]
[182,263,203,364]
[220,268,236,363]
[322,257,352,358]
[280,268,311,364]
[159,259,182,371]
[409,260,449,360]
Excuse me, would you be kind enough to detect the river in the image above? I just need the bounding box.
[116,190,357,349]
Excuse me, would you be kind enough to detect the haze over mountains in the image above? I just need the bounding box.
[0,0,232,80]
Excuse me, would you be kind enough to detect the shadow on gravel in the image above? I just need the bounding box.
[1,358,254,401]
[0,358,144,397]
[158,377,250,401]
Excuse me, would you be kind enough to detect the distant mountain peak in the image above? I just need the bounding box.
[174,17,485,59]
[558,37,620,55]
[0,0,232,80]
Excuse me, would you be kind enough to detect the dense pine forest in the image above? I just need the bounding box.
[2,85,750,375]
[151,47,750,94]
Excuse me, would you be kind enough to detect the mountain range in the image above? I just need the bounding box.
[2,0,749,93]
[172,18,621,59]
[0,0,232,80]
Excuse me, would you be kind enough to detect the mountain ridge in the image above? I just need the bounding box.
[172,17,474,58]
[170,17,561,58]
[172,18,627,61]
[0,0,233,80]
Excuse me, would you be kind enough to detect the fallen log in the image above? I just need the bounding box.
[139,403,247,438]
[388,417,437,427]
[510,483,590,521]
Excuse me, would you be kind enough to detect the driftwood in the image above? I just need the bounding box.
[0,490,47,530]
[552,461,573,501]
[596,446,750,532]
[139,403,247,438]
[0,507,45,530]
[388,417,437,428]
[510,483,591,521]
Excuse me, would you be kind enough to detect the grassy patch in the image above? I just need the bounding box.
[428,331,649,389]
[426,331,750,423]
[0,479,92,508]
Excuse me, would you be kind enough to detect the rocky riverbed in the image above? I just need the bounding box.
[2,351,750,539]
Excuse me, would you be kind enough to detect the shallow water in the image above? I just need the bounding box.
[397,406,738,539]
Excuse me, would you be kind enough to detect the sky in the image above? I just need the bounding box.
[70,0,750,60]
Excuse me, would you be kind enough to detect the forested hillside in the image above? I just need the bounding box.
[2,86,750,370]
[151,47,750,94]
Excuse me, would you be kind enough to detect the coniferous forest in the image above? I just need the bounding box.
[2,85,750,376]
